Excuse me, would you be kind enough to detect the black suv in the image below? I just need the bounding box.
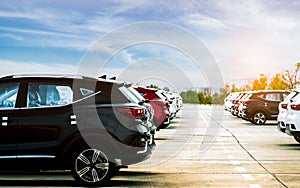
[240,90,289,125]
[0,74,155,186]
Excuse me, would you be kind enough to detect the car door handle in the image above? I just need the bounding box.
[70,115,77,125]
[1,117,9,126]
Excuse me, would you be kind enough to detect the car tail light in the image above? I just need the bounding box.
[165,101,170,108]
[116,107,145,119]
[291,104,300,111]
[137,137,147,147]
[281,103,288,109]
[244,100,251,106]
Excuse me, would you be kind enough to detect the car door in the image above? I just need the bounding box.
[0,81,21,157]
[16,81,75,157]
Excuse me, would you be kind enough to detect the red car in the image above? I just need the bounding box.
[135,87,171,129]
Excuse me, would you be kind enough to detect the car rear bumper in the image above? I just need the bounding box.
[285,123,300,136]
[277,121,286,133]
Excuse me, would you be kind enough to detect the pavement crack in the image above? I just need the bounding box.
[219,123,288,188]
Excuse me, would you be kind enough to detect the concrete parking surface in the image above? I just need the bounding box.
[0,104,299,187]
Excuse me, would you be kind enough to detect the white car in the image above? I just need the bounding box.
[224,92,239,111]
[285,90,300,143]
[277,89,299,133]
[163,92,177,118]
[173,93,183,111]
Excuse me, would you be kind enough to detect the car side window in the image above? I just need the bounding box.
[0,82,19,109]
[80,88,94,96]
[265,93,281,101]
[27,83,73,108]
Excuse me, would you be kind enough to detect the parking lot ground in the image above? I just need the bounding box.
[0,104,299,187]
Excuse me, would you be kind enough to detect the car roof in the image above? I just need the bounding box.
[252,90,289,93]
[0,73,97,80]
[0,73,126,85]
[135,87,158,92]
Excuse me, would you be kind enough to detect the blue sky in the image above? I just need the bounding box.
[1,0,300,90]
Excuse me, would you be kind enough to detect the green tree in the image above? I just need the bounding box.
[163,86,170,92]
[198,92,206,104]
[205,95,212,104]
[147,84,160,90]
[212,92,221,104]
[180,90,199,104]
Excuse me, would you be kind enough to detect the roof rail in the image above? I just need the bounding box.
[98,75,107,79]
[0,73,97,80]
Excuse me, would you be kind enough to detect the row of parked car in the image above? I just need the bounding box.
[224,90,289,125]
[0,74,182,186]
[224,89,300,143]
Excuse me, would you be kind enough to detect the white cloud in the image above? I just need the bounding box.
[174,0,300,85]
[0,33,23,41]
[182,13,229,31]
[1,0,300,87]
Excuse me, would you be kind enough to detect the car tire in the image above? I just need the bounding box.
[251,111,267,125]
[71,147,116,187]
[294,136,300,143]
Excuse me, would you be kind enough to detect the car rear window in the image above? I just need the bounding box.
[291,92,300,102]
[119,86,140,103]
[127,87,145,102]
[155,91,167,100]
[284,91,298,102]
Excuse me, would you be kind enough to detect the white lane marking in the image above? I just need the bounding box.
[223,149,231,153]
[227,155,236,160]
[236,167,247,172]
[242,174,254,180]
[220,145,227,149]
[249,184,262,188]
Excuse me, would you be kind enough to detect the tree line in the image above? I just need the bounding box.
[180,63,300,104]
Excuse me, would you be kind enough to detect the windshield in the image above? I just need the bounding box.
[128,87,145,102]
[119,86,140,103]
[290,91,300,102]
[155,91,167,100]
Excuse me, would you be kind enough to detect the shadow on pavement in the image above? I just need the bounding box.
[0,170,161,187]
[278,143,300,150]
[0,179,77,187]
